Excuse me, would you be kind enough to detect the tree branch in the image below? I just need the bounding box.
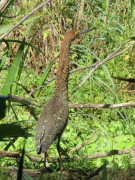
[69,102,135,109]
[0,0,52,40]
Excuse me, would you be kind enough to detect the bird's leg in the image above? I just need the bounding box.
[43,152,51,170]
[57,136,64,171]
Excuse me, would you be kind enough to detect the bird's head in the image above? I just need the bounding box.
[64,28,95,41]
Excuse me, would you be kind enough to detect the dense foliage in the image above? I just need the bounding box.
[0,0,135,179]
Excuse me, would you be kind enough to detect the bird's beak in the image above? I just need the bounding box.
[78,27,95,35]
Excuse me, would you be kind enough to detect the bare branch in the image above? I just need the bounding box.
[69,102,135,109]
[74,39,135,92]
[0,0,52,40]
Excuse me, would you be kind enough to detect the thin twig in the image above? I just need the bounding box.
[74,39,135,92]
[0,0,52,40]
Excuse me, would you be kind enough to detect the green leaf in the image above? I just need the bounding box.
[0,124,32,139]
[1,39,25,95]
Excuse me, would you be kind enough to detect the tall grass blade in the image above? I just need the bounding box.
[1,39,25,95]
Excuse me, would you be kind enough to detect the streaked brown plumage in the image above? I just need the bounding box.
[36,28,95,154]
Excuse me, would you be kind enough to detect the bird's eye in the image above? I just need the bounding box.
[75,31,80,35]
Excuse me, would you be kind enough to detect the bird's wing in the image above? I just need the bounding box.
[36,96,68,154]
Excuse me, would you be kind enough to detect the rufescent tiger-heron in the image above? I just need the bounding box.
[36,28,95,159]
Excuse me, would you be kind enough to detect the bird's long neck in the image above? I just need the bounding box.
[55,38,71,96]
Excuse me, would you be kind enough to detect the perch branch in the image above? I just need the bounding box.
[0,0,52,40]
